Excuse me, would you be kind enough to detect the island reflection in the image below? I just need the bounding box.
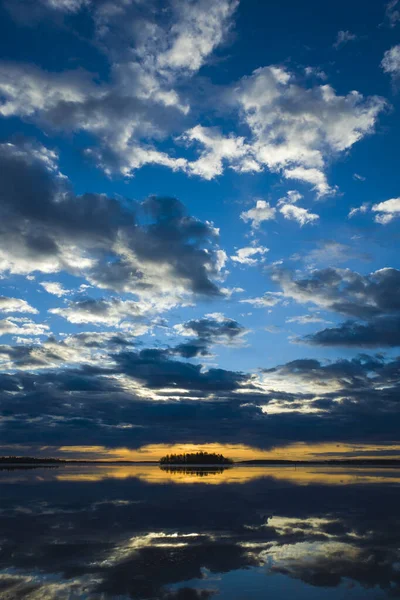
[0,464,399,599]
[159,465,230,477]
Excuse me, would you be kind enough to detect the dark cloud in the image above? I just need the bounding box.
[305,316,400,347]
[0,141,224,298]
[273,267,400,347]
[173,315,247,358]
[0,336,400,450]
[113,349,247,391]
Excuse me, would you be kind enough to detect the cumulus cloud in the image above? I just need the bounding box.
[0,0,238,177]
[273,266,400,347]
[233,66,385,196]
[40,281,70,296]
[173,314,248,357]
[372,197,400,224]
[231,246,269,266]
[240,200,276,229]
[381,44,400,80]
[0,4,386,191]
[50,297,153,333]
[304,316,400,347]
[279,204,319,226]
[0,317,49,337]
[0,141,225,305]
[182,125,258,180]
[0,296,38,314]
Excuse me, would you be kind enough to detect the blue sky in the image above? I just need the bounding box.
[0,0,400,459]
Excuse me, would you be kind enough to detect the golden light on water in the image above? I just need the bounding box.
[52,464,400,486]
[56,441,400,462]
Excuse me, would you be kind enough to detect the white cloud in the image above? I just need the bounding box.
[333,30,358,49]
[279,203,319,226]
[182,125,257,180]
[304,66,327,80]
[286,314,330,325]
[240,200,276,229]
[156,0,239,73]
[49,297,158,332]
[0,296,38,314]
[240,293,283,308]
[40,281,70,297]
[348,203,370,218]
[277,189,318,226]
[234,66,384,196]
[372,197,400,224]
[231,246,269,266]
[353,173,366,181]
[277,190,303,206]
[381,44,400,79]
[284,167,334,197]
[0,317,49,337]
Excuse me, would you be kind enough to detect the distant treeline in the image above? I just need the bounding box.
[159,452,234,465]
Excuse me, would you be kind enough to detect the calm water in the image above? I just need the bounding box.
[0,464,399,599]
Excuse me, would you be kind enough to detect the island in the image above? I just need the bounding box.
[159,451,234,465]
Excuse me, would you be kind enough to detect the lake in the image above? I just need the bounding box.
[0,464,399,599]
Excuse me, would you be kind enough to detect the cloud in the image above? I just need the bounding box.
[182,126,258,180]
[231,246,269,266]
[40,281,70,296]
[155,0,239,73]
[173,313,248,357]
[381,44,400,80]
[0,141,225,305]
[283,167,333,197]
[49,297,152,332]
[0,0,238,177]
[279,204,319,226]
[298,241,370,266]
[333,30,358,49]
[0,317,49,338]
[239,293,283,308]
[1,339,400,450]
[233,66,385,196]
[286,314,330,325]
[347,198,400,224]
[0,296,38,314]
[348,203,370,218]
[0,8,386,190]
[371,197,400,224]
[383,0,400,27]
[304,316,400,347]
[240,200,276,229]
[273,266,400,319]
[273,266,400,347]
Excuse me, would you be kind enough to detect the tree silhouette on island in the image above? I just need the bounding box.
[159,451,234,465]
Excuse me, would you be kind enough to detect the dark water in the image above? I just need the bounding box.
[0,465,399,599]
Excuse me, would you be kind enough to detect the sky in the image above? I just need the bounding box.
[0,0,400,461]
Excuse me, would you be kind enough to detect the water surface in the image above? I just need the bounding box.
[0,464,399,599]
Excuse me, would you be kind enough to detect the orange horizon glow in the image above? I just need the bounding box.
[51,441,400,462]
